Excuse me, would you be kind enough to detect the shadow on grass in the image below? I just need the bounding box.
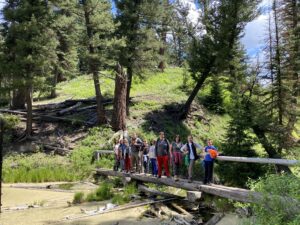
[141,102,190,140]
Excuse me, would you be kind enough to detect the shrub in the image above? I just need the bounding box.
[242,174,300,225]
[73,192,85,204]
[86,182,113,202]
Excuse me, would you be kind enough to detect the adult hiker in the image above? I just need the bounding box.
[170,135,183,181]
[203,139,218,184]
[122,138,131,173]
[130,137,141,173]
[113,139,121,171]
[148,140,158,176]
[181,135,202,183]
[155,131,171,178]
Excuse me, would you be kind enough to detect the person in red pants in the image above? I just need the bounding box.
[123,138,131,173]
[155,131,171,178]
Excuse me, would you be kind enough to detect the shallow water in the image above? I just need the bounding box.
[0,183,242,225]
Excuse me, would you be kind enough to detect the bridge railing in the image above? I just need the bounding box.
[94,150,299,166]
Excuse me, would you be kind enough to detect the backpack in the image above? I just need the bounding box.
[208,149,218,159]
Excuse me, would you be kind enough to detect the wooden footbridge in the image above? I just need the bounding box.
[95,151,299,207]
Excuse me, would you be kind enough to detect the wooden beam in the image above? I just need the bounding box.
[138,184,183,199]
[217,156,299,166]
[95,169,262,203]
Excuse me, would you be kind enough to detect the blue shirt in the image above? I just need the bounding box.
[204,145,218,161]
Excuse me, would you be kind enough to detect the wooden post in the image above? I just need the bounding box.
[0,117,4,213]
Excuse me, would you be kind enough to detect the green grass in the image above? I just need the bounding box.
[3,153,78,183]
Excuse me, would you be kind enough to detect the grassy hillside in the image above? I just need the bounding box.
[4,67,232,183]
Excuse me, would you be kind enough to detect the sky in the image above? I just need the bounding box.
[0,0,271,58]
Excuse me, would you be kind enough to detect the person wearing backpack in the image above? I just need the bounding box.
[155,131,171,178]
[181,135,202,183]
[203,139,218,184]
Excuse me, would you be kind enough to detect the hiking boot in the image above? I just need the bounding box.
[174,176,179,181]
[188,178,193,183]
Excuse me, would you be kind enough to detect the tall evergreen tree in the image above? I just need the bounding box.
[78,0,119,124]
[2,0,58,136]
[114,0,161,114]
[180,0,261,119]
[49,0,79,98]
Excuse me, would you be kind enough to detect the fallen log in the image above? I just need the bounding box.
[0,109,92,126]
[171,202,193,218]
[95,169,261,203]
[57,102,82,116]
[138,184,183,199]
[204,213,224,225]
[62,197,177,221]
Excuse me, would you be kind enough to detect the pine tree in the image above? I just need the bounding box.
[49,0,79,98]
[2,0,58,136]
[180,0,261,119]
[203,76,225,114]
[78,0,119,124]
[114,0,161,114]
[167,0,193,66]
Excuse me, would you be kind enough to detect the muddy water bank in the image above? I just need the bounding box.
[0,183,243,225]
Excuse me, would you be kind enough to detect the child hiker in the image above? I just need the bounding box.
[149,140,158,176]
[203,139,218,184]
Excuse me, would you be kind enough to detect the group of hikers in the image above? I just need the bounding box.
[113,131,218,184]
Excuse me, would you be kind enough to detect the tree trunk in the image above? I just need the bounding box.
[0,118,3,213]
[83,2,107,125]
[273,0,284,125]
[93,72,107,124]
[50,73,58,98]
[180,69,210,119]
[57,72,66,83]
[158,31,166,72]
[126,66,133,115]
[112,64,127,131]
[11,88,26,109]
[25,86,33,136]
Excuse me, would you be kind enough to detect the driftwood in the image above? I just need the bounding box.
[204,213,224,225]
[62,197,177,221]
[171,202,193,218]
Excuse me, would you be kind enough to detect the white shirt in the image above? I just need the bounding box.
[181,142,202,160]
[148,145,156,159]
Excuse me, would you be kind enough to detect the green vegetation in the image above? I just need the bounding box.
[73,192,85,204]
[242,174,300,225]
[86,182,114,202]
[3,153,78,183]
